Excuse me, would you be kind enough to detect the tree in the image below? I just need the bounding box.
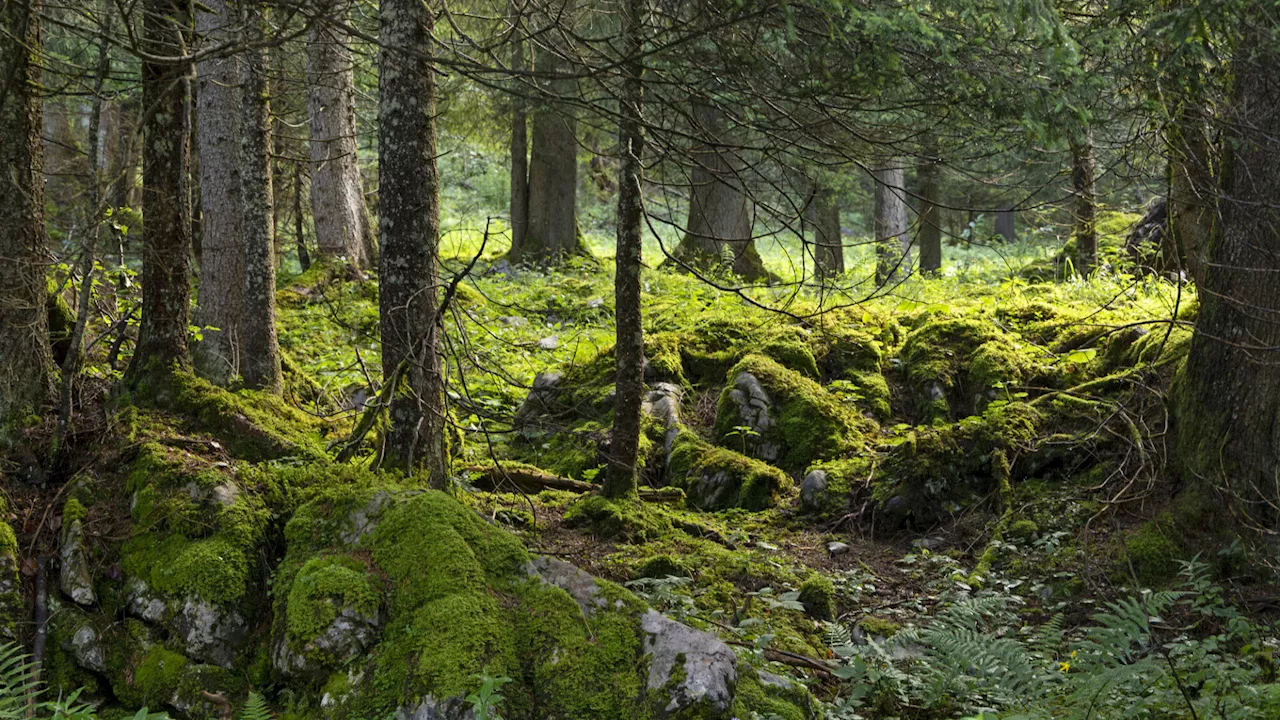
[917,149,942,274]
[874,160,909,286]
[192,0,243,385]
[308,0,375,268]
[0,0,55,426]
[239,0,282,393]
[671,103,769,281]
[521,41,582,263]
[806,182,844,280]
[507,0,530,257]
[125,0,194,386]
[1070,129,1097,276]
[603,0,646,498]
[378,0,446,481]
[1175,30,1280,530]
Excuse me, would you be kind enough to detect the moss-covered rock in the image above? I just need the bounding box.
[666,429,791,511]
[714,354,872,472]
[797,574,835,621]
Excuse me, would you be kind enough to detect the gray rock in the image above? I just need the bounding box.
[275,603,382,676]
[724,372,780,461]
[343,490,393,545]
[911,536,945,551]
[827,541,850,556]
[59,519,96,606]
[524,556,612,616]
[755,669,793,690]
[687,471,741,512]
[395,698,474,720]
[641,610,737,717]
[125,577,170,624]
[643,383,684,472]
[514,371,563,426]
[498,315,528,327]
[70,624,106,672]
[799,470,829,512]
[537,336,559,350]
[174,596,248,668]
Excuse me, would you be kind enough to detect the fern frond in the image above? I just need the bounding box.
[0,642,43,720]
[240,692,273,720]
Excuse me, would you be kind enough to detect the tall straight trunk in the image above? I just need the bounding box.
[294,161,312,271]
[874,161,909,286]
[1070,130,1098,276]
[58,0,113,448]
[524,49,581,263]
[917,151,942,274]
[1176,35,1280,529]
[109,98,139,276]
[603,0,646,499]
[507,1,530,260]
[995,208,1016,242]
[0,0,55,425]
[378,0,446,482]
[239,2,282,393]
[807,183,843,280]
[308,0,374,267]
[125,0,194,386]
[192,0,243,384]
[674,103,768,281]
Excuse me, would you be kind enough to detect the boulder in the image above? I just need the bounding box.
[59,518,97,606]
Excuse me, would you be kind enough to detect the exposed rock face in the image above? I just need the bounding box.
[641,610,738,717]
[514,371,562,427]
[70,623,107,672]
[394,698,475,720]
[642,382,684,474]
[59,519,97,606]
[799,469,829,512]
[175,596,248,668]
[722,372,780,461]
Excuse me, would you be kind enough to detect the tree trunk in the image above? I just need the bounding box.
[1175,34,1280,530]
[809,184,843,280]
[874,161,909,286]
[507,1,530,261]
[294,161,312,271]
[239,1,282,393]
[309,0,374,267]
[994,208,1016,243]
[673,103,768,281]
[125,0,194,386]
[0,0,55,425]
[192,0,242,385]
[1070,130,1098,276]
[1167,106,1214,283]
[524,47,581,263]
[917,151,942,274]
[603,0,646,499]
[378,0,446,483]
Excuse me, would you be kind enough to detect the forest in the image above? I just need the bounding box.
[1,0,1279,718]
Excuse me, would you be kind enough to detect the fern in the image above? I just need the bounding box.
[239,693,272,720]
[0,642,43,720]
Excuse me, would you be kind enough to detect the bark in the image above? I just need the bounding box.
[192,0,243,385]
[806,183,843,280]
[874,161,909,286]
[995,208,1016,242]
[239,2,282,393]
[673,103,769,281]
[1176,36,1280,529]
[1167,106,1215,283]
[603,0,646,499]
[378,0,446,483]
[1070,130,1098,276]
[294,162,312,271]
[308,0,374,267]
[125,0,194,386]
[0,0,55,424]
[507,2,530,260]
[524,47,582,263]
[917,152,943,274]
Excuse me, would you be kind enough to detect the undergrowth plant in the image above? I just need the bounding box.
[0,643,165,720]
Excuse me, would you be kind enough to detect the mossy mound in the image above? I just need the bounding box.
[666,429,792,511]
[898,315,1049,423]
[714,354,874,473]
[875,401,1040,526]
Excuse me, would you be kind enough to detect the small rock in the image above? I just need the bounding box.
[70,624,106,672]
[723,372,779,461]
[827,541,850,557]
[537,336,559,350]
[395,697,474,720]
[587,297,604,309]
[911,536,945,551]
[125,577,170,623]
[175,596,248,668]
[641,610,737,716]
[799,470,829,512]
[59,519,97,606]
[514,371,563,427]
[498,315,527,327]
[524,556,607,616]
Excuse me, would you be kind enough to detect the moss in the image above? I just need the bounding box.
[285,555,380,645]
[715,354,872,472]
[63,497,88,525]
[47,280,75,363]
[667,429,791,511]
[728,669,817,720]
[1124,513,1184,584]
[759,339,820,379]
[899,315,1046,423]
[1007,519,1039,542]
[121,370,326,462]
[858,615,901,637]
[797,574,835,621]
[564,494,669,540]
[634,554,689,579]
